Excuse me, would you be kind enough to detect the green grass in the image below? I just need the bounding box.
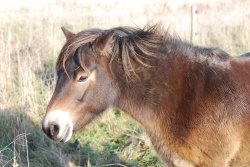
[0,108,67,167]
[0,108,163,167]
[70,109,162,166]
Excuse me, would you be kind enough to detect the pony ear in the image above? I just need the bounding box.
[92,30,115,55]
[61,27,75,40]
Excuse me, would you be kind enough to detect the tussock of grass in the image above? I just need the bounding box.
[0,108,69,167]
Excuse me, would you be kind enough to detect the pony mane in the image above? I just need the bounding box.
[56,24,230,81]
[56,24,164,81]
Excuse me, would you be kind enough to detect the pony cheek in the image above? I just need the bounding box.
[72,107,97,130]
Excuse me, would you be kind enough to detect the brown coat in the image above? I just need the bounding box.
[43,25,250,167]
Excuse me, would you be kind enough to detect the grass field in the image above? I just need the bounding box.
[0,0,249,166]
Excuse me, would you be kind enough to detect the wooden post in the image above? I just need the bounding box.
[190,6,198,43]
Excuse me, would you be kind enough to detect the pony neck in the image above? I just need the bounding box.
[115,55,188,133]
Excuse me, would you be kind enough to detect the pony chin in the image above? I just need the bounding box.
[61,128,73,142]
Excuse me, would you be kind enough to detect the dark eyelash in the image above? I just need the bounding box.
[78,76,88,82]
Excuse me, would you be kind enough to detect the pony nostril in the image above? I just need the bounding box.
[48,124,60,138]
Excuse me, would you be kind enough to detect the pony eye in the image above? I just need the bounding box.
[78,76,88,82]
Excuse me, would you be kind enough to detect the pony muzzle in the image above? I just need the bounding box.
[42,110,73,142]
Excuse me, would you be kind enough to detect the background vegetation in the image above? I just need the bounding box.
[0,0,249,166]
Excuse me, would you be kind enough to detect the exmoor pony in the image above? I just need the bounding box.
[42,25,250,167]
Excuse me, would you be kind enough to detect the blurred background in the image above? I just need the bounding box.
[0,0,249,166]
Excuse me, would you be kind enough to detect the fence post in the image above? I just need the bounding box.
[190,6,198,43]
